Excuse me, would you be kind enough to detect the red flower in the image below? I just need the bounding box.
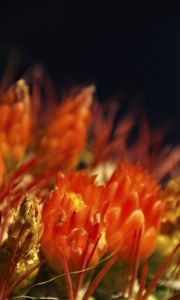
[41,163,164,274]
[41,172,107,271]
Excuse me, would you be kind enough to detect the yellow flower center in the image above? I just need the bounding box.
[65,192,86,212]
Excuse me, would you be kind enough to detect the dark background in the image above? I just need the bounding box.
[0,2,179,136]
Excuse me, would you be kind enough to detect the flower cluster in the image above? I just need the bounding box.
[0,68,179,300]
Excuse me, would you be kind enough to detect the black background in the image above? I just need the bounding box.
[0,2,179,134]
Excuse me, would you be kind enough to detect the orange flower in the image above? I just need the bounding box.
[105,163,164,259]
[41,172,107,271]
[42,86,95,170]
[41,163,164,273]
[0,80,31,163]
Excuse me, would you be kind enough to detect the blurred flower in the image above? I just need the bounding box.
[0,80,31,165]
[42,85,95,170]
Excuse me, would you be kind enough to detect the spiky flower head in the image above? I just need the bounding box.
[41,172,107,272]
[41,163,164,277]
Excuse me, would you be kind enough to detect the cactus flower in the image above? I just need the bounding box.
[105,163,164,259]
[41,172,107,272]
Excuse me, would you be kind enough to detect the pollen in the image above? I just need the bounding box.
[65,192,87,212]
